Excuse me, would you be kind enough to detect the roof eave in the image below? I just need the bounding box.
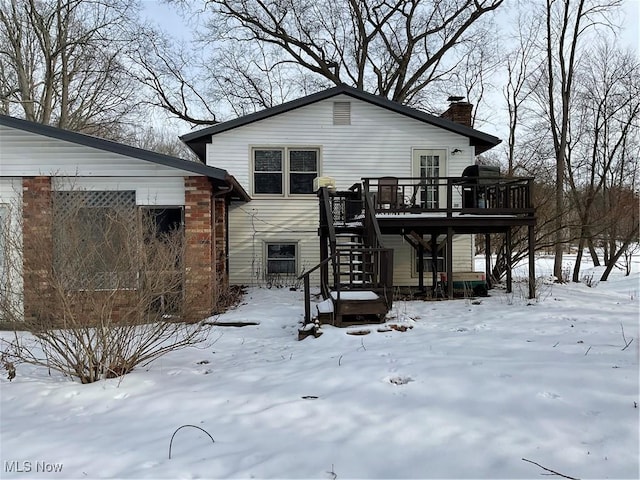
[0,114,230,182]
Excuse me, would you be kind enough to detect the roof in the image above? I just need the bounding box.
[0,114,250,201]
[181,84,501,160]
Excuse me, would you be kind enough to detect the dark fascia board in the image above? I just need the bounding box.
[180,84,501,159]
[0,114,233,184]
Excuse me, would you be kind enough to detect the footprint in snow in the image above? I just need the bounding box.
[114,392,129,400]
[389,375,413,385]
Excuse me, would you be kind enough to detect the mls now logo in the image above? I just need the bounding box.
[4,461,63,473]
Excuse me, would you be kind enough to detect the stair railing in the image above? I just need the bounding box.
[362,190,394,310]
[298,251,339,324]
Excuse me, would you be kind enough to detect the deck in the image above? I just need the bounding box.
[300,175,537,326]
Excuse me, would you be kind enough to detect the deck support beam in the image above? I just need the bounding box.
[446,227,454,299]
[506,228,513,294]
[417,237,425,292]
[431,234,438,295]
[485,234,492,289]
[528,225,536,299]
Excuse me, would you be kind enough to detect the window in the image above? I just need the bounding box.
[418,152,441,209]
[265,242,297,275]
[416,253,445,273]
[253,147,319,195]
[140,207,184,314]
[413,244,447,276]
[254,149,283,194]
[289,150,318,194]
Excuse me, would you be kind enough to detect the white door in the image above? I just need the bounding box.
[412,149,447,209]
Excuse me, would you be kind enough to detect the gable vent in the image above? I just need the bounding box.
[333,101,351,125]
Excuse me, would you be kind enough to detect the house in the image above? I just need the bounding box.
[0,114,249,323]
[181,84,536,325]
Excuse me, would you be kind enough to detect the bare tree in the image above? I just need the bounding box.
[0,0,143,137]
[534,0,622,281]
[143,0,505,123]
[567,41,640,281]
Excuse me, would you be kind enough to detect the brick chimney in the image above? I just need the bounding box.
[440,96,473,127]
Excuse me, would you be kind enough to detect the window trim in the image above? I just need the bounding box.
[251,146,321,197]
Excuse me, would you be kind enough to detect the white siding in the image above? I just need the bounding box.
[0,178,23,320]
[211,95,480,285]
[228,199,319,285]
[0,125,197,178]
[207,94,474,190]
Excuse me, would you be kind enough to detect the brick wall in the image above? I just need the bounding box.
[184,176,215,318]
[20,175,225,323]
[22,177,53,323]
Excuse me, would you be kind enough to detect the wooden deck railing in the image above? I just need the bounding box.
[361,177,534,216]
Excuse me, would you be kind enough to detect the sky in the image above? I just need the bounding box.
[139,0,640,142]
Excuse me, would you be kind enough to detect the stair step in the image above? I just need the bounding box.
[330,291,379,300]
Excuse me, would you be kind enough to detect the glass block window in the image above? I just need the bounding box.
[265,243,297,275]
[254,149,283,194]
[289,150,318,194]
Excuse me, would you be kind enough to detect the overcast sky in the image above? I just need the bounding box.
[140,0,640,144]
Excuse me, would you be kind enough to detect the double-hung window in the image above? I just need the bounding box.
[253,147,319,195]
[254,149,283,194]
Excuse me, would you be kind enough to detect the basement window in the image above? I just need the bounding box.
[413,245,447,276]
[265,242,297,276]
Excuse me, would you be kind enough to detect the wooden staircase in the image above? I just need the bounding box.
[300,187,393,327]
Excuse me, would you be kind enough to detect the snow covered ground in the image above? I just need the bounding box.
[1,255,638,479]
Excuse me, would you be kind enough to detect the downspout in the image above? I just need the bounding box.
[212,183,233,306]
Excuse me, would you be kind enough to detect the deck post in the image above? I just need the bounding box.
[431,234,438,295]
[506,228,513,294]
[528,225,536,299]
[446,178,453,217]
[303,275,311,323]
[417,237,424,292]
[485,234,492,289]
[320,234,329,298]
[446,227,454,299]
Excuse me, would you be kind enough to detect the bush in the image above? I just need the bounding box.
[1,191,208,383]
